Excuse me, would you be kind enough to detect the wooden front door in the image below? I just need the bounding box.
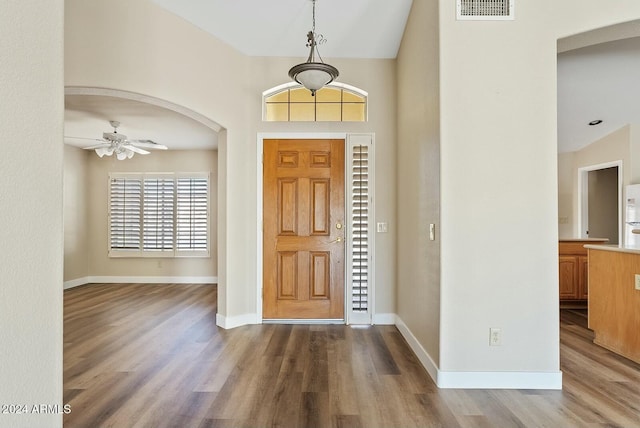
[263,139,345,319]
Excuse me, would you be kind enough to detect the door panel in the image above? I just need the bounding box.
[263,139,345,319]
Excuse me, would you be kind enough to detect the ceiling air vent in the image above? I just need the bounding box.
[457,0,514,20]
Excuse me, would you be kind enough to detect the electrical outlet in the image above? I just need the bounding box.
[635,274,640,290]
[489,328,502,346]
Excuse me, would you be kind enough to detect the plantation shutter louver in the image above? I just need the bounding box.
[143,177,175,252]
[176,176,208,253]
[109,173,209,258]
[351,144,370,313]
[109,177,142,251]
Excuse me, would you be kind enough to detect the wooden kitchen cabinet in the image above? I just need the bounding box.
[559,239,607,306]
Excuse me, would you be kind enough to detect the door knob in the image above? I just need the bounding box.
[329,236,343,243]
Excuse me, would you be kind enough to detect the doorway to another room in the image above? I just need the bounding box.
[578,162,622,245]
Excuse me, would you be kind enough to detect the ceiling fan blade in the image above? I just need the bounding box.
[65,136,105,142]
[128,140,168,150]
[82,142,111,150]
[124,144,150,155]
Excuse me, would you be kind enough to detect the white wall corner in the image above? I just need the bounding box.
[395,316,440,383]
[216,313,260,329]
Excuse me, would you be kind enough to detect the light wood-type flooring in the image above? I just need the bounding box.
[64,283,640,427]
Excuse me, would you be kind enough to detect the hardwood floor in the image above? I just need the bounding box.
[64,285,640,427]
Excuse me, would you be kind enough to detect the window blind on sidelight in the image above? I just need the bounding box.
[351,144,369,313]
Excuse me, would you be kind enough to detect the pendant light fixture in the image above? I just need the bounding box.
[288,0,339,96]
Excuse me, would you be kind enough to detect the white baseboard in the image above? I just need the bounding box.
[395,315,440,382]
[395,315,563,390]
[64,277,90,290]
[216,313,260,329]
[373,313,396,325]
[63,276,217,289]
[437,370,562,389]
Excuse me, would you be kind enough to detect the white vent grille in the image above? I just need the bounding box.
[457,0,514,20]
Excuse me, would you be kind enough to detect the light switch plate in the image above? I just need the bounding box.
[377,222,388,233]
[635,274,640,290]
[429,224,436,241]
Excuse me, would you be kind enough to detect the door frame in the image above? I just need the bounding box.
[257,133,349,323]
[577,160,623,242]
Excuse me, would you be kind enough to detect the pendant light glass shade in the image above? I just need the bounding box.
[288,1,338,96]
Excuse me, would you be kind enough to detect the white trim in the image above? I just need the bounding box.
[577,160,623,242]
[64,277,91,289]
[262,82,369,98]
[437,370,562,390]
[263,319,345,324]
[346,134,375,325]
[65,87,222,133]
[65,276,218,285]
[216,313,260,329]
[396,315,563,390]
[395,316,440,383]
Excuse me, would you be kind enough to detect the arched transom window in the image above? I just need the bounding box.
[263,83,367,122]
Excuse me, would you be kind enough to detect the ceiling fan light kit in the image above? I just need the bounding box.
[288,0,339,96]
[67,120,168,160]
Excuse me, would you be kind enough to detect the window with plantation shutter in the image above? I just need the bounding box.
[176,176,209,254]
[109,177,142,251]
[347,135,374,324]
[108,172,209,257]
[143,177,174,252]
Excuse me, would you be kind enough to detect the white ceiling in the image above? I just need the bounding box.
[151,0,414,59]
[558,23,640,153]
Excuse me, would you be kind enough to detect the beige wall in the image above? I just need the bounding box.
[85,150,217,278]
[64,145,90,281]
[435,0,640,377]
[397,0,441,366]
[0,0,63,426]
[558,151,575,238]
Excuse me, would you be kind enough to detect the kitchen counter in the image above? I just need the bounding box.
[584,244,640,254]
[586,246,640,364]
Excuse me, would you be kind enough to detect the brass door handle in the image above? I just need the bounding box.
[329,236,343,244]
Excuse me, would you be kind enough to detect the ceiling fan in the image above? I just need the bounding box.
[66,120,168,160]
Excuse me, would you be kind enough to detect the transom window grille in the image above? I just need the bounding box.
[109,172,209,257]
[263,83,367,122]
[347,135,374,324]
